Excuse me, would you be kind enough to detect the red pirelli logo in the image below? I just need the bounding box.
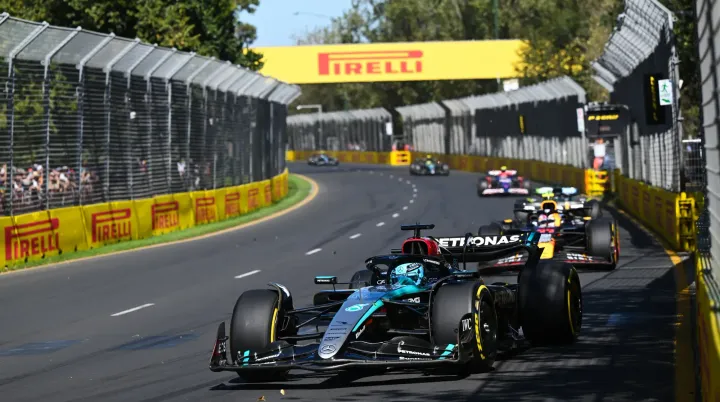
[152,201,180,230]
[318,50,423,76]
[248,188,259,210]
[92,209,132,243]
[225,192,241,217]
[264,185,272,205]
[195,197,217,224]
[5,219,60,261]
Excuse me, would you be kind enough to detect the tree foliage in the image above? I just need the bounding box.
[0,0,263,70]
[290,0,625,113]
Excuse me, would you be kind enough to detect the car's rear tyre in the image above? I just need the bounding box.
[349,269,375,289]
[431,281,498,372]
[518,261,582,345]
[585,200,602,219]
[229,289,289,382]
[478,223,503,236]
[586,220,615,268]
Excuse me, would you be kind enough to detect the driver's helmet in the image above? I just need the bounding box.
[500,165,507,172]
[390,262,425,286]
[540,200,558,214]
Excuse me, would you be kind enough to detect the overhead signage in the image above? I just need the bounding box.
[250,40,525,84]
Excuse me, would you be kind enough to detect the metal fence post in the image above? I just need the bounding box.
[185,58,215,192]
[122,43,155,199]
[201,62,231,189]
[7,22,49,215]
[41,27,81,209]
[144,48,175,195]
[164,53,195,192]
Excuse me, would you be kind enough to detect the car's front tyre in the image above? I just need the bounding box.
[431,281,498,372]
[229,289,290,382]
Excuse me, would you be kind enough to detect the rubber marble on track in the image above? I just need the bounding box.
[0,163,677,401]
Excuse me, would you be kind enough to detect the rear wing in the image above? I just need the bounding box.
[487,169,518,176]
[392,233,541,264]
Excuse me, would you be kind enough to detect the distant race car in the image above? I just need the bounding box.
[512,186,601,223]
[409,155,450,176]
[308,153,339,166]
[477,166,531,196]
[477,197,619,271]
[209,224,582,381]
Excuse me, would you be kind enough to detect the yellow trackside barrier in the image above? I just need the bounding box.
[585,170,609,197]
[0,168,290,269]
[286,150,296,161]
[390,151,411,165]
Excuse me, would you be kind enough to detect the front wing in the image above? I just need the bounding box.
[209,315,476,373]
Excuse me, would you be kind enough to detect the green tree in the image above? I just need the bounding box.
[0,0,263,70]
[290,0,500,114]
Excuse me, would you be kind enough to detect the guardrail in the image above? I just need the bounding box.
[0,13,301,269]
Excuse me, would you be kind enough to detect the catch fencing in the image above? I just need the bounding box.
[695,0,720,398]
[287,108,393,152]
[0,13,300,216]
[395,76,587,168]
[592,0,684,192]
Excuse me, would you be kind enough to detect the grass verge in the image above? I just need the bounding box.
[2,174,313,273]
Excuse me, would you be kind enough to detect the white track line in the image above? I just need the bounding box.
[413,188,417,192]
[403,206,408,210]
[406,180,411,184]
[376,222,385,227]
[235,269,261,279]
[398,178,403,182]
[350,233,362,239]
[390,175,394,178]
[392,213,399,218]
[410,200,414,203]
[111,303,155,317]
[306,248,322,255]
[413,194,417,198]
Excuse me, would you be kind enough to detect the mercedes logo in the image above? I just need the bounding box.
[321,344,336,354]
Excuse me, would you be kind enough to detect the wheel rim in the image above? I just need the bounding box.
[475,296,498,359]
[567,276,582,335]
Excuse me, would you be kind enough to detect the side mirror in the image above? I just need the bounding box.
[314,276,337,285]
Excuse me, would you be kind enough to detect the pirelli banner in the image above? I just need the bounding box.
[0,169,289,268]
[251,40,525,84]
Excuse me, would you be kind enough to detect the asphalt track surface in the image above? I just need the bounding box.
[0,163,679,402]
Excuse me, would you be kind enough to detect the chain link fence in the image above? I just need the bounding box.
[287,108,393,152]
[697,0,720,304]
[396,76,587,168]
[592,0,685,192]
[0,13,300,216]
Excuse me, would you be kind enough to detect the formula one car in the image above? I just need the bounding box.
[209,224,582,381]
[512,186,602,223]
[409,155,450,176]
[477,166,531,196]
[478,198,619,270]
[307,153,339,166]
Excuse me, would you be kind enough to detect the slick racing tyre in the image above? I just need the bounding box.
[518,261,582,345]
[431,281,498,372]
[230,289,290,382]
[585,200,602,219]
[478,223,503,236]
[586,220,617,269]
[349,269,375,289]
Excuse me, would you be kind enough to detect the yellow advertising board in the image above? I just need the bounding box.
[252,40,525,84]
